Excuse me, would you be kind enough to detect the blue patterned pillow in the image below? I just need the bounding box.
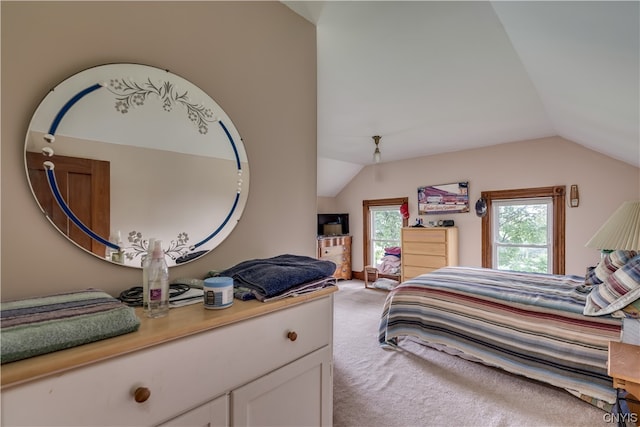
[585,250,638,285]
[584,253,640,316]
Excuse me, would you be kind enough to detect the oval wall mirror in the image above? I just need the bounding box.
[24,63,250,268]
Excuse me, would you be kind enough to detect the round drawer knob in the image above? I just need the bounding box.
[134,386,151,403]
[287,331,298,342]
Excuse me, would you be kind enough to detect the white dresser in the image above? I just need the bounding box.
[1,289,335,426]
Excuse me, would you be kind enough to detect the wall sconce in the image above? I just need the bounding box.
[372,135,381,163]
[570,185,579,207]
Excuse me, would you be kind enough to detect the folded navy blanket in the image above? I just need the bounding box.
[260,276,337,302]
[216,254,336,299]
[1,289,140,364]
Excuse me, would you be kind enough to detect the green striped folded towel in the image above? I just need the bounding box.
[1,289,140,364]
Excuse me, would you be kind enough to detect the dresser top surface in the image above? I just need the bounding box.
[1,287,337,389]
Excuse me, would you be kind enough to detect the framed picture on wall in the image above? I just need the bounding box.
[418,181,469,215]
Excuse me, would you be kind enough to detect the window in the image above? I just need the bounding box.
[363,198,409,269]
[481,186,566,274]
[492,197,553,273]
[369,206,403,266]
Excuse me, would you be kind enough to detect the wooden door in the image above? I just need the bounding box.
[26,151,110,257]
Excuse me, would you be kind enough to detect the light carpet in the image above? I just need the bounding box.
[332,280,611,427]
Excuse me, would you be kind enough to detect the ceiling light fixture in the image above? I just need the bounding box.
[372,135,381,163]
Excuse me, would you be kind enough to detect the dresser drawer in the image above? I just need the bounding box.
[1,296,332,427]
[403,265,439,280]
[403,241,445,255]
[402,228,446,243]
[404,253,447,269]
[320,245,345,258]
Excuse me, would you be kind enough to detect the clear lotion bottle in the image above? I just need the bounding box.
[142,238,156,314]
[146,240,169,318]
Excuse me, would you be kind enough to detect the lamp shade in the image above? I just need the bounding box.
[585,200,640,250]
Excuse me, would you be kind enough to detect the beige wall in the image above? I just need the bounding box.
[1,2,317,300]
[317,197,339,214]
[331,136,640,276]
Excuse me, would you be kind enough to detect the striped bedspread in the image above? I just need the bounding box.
[378,267,622,407]
[1,289,140,364]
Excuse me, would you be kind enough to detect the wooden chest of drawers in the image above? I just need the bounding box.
[401,227,458,282]
[317,235,352,280]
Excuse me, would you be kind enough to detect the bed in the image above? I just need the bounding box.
[378,255,640,409]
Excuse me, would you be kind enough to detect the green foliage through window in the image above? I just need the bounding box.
[371,208,402,265]
[494,200,551,273]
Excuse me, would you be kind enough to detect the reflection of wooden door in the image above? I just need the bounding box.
[26,152,110,258]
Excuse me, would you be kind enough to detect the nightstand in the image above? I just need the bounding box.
[608,341,640,419]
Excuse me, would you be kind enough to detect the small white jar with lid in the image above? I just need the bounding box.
[203,277,234,309]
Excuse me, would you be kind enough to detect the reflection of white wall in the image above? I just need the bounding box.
[29,131,248,266]
[27,65,244,160]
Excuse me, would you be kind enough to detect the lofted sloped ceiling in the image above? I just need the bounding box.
[283,1,640,197]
